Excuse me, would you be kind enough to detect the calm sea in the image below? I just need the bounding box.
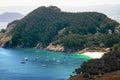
[0,22,9,30]
[0,48,91,80]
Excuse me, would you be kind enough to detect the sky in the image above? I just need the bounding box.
[1,0,120,7]
[0,0,120,18]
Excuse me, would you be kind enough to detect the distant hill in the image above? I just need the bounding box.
[0,12,24,22]
[0,6,119,52]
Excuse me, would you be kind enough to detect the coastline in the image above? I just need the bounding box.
[78,48,110,59]
[82,52,106,59]
[1,44,108,59]
[46,47,107,59]
[39,45,109,59]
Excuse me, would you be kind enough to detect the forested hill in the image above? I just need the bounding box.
[0,6,119,51]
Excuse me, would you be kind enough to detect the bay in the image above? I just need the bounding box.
[0,48,91,80]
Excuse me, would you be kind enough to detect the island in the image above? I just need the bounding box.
[0,6,120,80]
[0,12,24,22]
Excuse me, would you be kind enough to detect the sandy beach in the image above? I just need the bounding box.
[83,52,106,59]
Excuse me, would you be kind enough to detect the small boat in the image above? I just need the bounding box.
[41,64,47,67]
[56,60,61,63]
[24,57,28,61]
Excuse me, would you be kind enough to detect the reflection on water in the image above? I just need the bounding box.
[0,48,91,80]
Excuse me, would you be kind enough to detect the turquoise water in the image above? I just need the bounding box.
[0,48,91,80]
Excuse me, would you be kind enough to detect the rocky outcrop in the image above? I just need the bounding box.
[78,47,110,53]
[0,35,12,47]
[115,25,120,33]
[0,20,19,47]
[46,44,64,52]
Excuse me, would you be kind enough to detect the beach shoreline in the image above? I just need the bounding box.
[82,52,106,59]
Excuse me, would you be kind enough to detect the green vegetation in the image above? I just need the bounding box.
[70,47,120,80]
[0,6,120,80]
[1,6,119,50]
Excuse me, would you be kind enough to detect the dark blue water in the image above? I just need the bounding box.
[0,48,91,80]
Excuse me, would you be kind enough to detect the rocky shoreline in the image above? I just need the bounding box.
[45,45,110,58]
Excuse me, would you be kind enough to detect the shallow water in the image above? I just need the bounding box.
[0,48,91,80]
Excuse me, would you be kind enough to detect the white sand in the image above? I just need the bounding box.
[83,52,105,59]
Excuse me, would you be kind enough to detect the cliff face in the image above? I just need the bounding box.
[46,44,64,52]
[0,20,19,47]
